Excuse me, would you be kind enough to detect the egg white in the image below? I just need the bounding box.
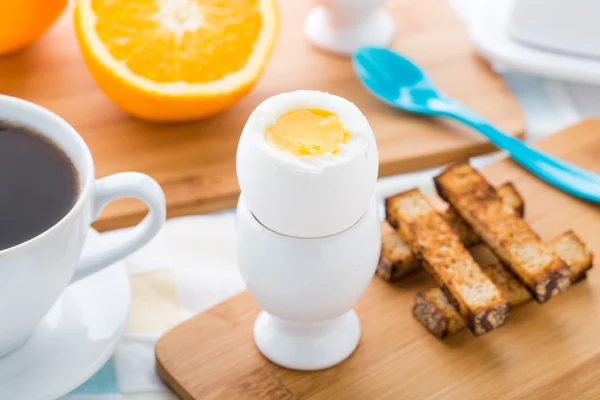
[236,90,379,238]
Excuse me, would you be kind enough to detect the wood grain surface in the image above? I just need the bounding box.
[0,0,524,231]
[155,120,600,400]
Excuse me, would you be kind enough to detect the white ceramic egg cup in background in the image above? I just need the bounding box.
[304,0,396,56]
[236,90,380,370]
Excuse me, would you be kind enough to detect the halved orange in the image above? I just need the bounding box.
[74,0,278,121]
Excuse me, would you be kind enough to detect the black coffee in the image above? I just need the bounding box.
[0,121,78,251]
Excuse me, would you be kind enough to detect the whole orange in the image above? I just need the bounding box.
[0,0,68,55]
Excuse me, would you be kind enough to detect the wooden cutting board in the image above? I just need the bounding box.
[0,0,524,231]
[155,120,600,399]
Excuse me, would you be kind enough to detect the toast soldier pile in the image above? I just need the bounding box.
[379,161,594,339]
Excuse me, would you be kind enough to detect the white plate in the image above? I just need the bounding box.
[0,229,130,400]
[470,0,600,85]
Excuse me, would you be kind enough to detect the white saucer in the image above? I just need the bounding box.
[470,0,600,85]
[0,229,131,400]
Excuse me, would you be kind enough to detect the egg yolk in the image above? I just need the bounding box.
[265,109,350,156]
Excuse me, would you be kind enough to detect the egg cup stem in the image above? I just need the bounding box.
[254,310,361,371]
[304,1,395,55]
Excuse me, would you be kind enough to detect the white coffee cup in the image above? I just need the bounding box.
[0,95,166,357]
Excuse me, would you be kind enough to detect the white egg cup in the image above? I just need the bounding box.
[236,195,381,370]
[304,0,396,55]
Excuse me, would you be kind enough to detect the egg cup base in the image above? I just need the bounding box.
[253,309,361,371]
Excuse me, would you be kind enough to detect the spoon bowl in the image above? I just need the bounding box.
[353,47,441,114]
[353,47,464,116]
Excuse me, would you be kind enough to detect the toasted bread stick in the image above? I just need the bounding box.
[389,189,510,335]
[379,182,524,281]
[443,182,525,247]
[378,222,417,281]
[548,230,593,282]
[496,181,525,217]
[413,231,594,339]
[435,162,571,302]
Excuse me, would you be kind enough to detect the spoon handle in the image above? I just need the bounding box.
[443,106,600,203]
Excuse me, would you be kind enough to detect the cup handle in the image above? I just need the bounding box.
[70,172,166,283]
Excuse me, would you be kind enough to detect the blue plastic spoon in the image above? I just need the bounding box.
[353,47,600,204]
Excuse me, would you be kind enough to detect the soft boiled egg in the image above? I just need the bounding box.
[236,90,378,238]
